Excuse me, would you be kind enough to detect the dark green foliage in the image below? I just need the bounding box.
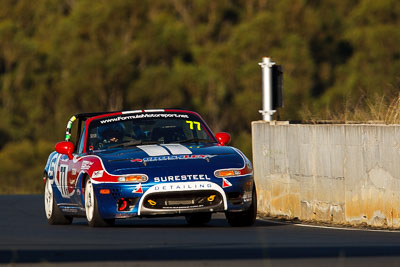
[0,0,399,193]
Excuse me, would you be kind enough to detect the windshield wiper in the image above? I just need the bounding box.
[136,141,161,146]
[176,138,213,144]
[108,140,160,149]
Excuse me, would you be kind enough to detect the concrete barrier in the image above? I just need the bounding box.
[252,121,400,228]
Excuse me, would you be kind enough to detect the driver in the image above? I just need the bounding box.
[101,124,124,144]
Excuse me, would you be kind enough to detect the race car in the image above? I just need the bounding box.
[43,109,256,227]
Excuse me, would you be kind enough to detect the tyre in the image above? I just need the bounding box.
[85,179,114,227]
[185,212,212,226]
[225,186,257,227]
[44,177,73,225]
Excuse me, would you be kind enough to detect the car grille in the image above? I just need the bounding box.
[142,190,223,210]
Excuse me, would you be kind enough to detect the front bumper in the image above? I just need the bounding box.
[93,177,253,219]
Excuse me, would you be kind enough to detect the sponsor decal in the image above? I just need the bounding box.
[153,182,213,192]
[222,178,232,188]
[185,120,201,131]
[48,162,55,177]
[47,154,59,177]
[71,168,77,175]
[100,113,189,124]
[92,170,104,178]
[81,160,93,170]
[132,183,143,194]
[56,164,70,197]
[137,181,228,215]
[154,174,211,183]
[131,154,215,163]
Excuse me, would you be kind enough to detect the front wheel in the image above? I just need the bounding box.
[44,177,73,225]
[225,186,257,227]
[85,179,114,227]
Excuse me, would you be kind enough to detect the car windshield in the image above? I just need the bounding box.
[86,112,216,151]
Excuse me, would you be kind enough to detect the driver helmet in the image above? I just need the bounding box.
[99,123,124,142]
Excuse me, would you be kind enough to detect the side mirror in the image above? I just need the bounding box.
[215,132,231,146]
[55,141,75,160]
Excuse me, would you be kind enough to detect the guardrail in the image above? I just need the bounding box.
[252,121,400,228]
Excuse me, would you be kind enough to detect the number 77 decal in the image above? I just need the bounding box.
[186,120,201,131]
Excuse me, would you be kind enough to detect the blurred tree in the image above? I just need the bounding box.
[0,0,399,193]
[320,0,400,111]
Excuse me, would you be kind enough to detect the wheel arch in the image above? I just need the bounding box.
[80,172,91,199]
[43,171,48,183]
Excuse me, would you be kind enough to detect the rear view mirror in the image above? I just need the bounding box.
[55,141,75,160]
[215,132,231,146]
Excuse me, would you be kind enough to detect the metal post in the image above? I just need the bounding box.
[258,57,276,121]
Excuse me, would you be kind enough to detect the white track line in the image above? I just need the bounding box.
[258,217,400,233]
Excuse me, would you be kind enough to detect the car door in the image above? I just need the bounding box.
[54,127,86,202]
[70,126,88,209]
[54,154,75,200]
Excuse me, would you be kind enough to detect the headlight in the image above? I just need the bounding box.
[118,174,148,183]
[214,163,253,178]
[214,170,241,178]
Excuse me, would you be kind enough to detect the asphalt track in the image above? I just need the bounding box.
[2,195,400,266]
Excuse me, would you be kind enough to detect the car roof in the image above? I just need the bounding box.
[73,111,117,121]
[74,109,196,121]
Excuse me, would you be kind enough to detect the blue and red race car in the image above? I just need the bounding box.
[43,109,256,227]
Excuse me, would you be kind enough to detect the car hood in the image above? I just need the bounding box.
[94,143,246,177]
